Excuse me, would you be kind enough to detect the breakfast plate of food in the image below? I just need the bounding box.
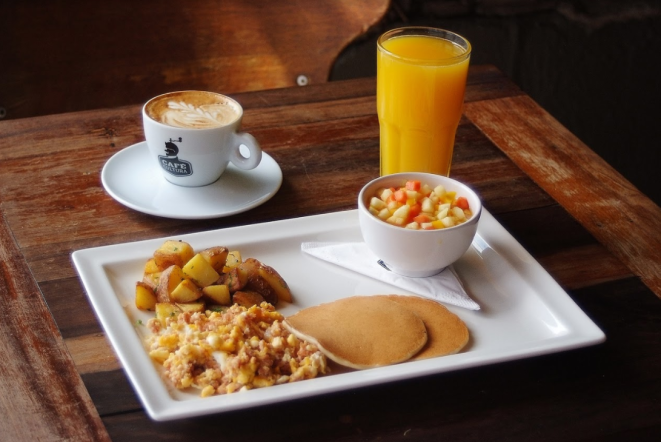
[72,208,605,421]
[101,141,282,219]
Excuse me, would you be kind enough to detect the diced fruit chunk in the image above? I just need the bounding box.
[367,179,473,230]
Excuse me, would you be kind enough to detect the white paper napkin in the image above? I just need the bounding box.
[301,242,480,310]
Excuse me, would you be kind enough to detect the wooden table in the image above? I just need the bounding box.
[1,66,660,441]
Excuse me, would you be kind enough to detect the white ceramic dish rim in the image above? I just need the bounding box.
[71,209,605,421]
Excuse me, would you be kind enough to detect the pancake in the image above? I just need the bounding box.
[380,295,469,360]
[284,296,428,369]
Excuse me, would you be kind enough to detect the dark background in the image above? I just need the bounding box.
[331,0,661,206]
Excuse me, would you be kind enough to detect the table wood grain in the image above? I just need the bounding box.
[1,66,659,441]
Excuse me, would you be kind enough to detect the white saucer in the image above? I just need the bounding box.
[101,142,282,219]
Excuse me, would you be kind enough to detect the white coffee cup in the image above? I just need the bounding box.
[143,91,262,187]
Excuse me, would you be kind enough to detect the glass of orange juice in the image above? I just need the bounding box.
[377,27,471,176]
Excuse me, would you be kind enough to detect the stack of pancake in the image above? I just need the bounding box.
[284,295,469,369]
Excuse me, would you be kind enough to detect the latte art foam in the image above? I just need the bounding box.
[146,91,241,129]
[160,100,237,129]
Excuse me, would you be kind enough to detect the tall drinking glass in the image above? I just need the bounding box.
[377,27,471,176]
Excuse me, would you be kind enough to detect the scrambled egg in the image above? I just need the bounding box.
[146,302,329,397]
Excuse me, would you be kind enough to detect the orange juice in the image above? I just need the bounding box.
[377,28,471,176]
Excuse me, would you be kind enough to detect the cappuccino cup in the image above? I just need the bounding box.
[143,91,262,187]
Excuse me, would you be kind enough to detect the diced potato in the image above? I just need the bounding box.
[223,250,242,272]
[170,278,202,303]
[233,290,266,308]
[153,240,195,271]
[156,265,186,303]
[144,258,160,274]
[155,302,180,324]
[142,271,161,290]
[257,264,292,303]
[239,259,280,304]
[183,253,220,287]
[202,284,231,305]
[199,246,229,273]
[175,302,205,313]
[222,267,248,292]
[135,281,157,311]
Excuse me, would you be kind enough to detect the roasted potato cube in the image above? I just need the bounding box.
[222,267,248,292]
[153,240,195,271]
[141,257,162,290]
[144,258,160,274]
[258,264,293,302]
[202,284,231,305]
[240,258,278,305]
[199,247,229,273]
[155,302,180,324]
[156,265,186,303]
[175,302,206,313]
[232,290,266,308]
[170,278,202,303]
[183,253,220,287]
[135,281,157,311]
[142,271,161,290]
[223,250,242,272]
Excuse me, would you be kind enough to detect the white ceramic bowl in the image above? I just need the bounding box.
[358,172,482,277]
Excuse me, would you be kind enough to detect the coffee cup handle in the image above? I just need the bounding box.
[230,132,262,170]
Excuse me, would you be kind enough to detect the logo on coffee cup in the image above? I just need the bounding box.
[158,138,193,177]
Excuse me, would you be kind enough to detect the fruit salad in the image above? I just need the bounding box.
[368,180,472,230]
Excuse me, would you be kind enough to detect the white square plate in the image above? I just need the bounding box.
[72,209,605,421]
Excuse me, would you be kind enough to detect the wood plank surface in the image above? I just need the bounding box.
[0,213,110,441]
[0,0,390,119]
[464,96,661,297]
[1,67,659,441]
